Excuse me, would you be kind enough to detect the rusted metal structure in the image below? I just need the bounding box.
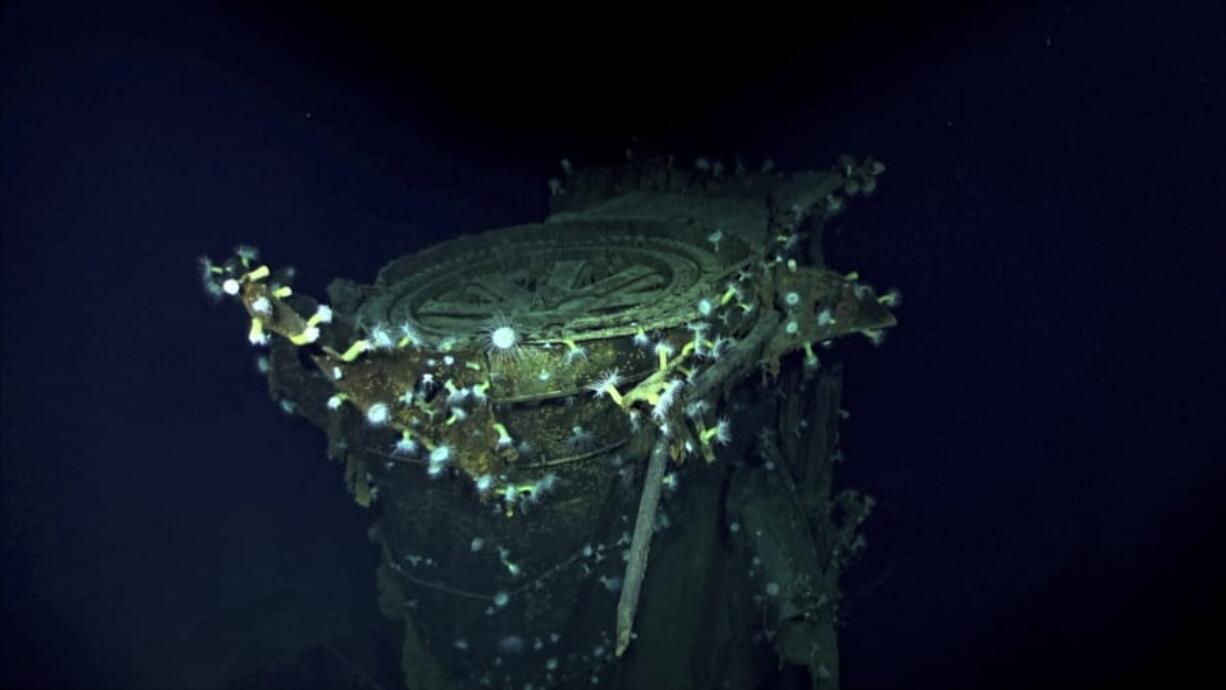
[204,152,895,690]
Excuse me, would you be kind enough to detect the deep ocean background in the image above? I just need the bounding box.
[2,2,1223,688]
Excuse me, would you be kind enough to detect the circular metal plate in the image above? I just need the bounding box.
[356,218,748,343]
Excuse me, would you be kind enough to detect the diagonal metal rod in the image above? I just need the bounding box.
[615,435,671,656]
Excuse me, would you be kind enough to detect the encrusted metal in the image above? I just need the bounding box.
[358,219,751,343]
[204,153,895,690]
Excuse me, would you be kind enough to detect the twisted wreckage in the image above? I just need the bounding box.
[204,152,897,690]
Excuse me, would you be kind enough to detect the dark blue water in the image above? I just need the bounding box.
[3,2,1222,688]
